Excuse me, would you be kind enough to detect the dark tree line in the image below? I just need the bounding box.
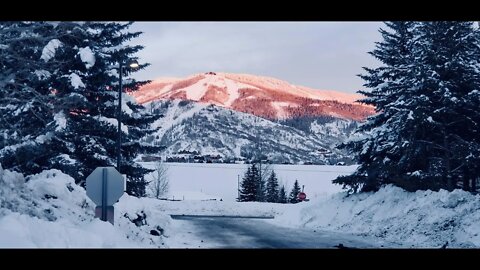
[238,163,301,203]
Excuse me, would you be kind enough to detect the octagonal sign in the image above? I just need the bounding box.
[86,167,125,206]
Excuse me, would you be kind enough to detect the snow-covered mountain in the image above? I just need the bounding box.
[141,100,358,164]
[131,72,374,121]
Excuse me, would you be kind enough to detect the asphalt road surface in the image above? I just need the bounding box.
[169,215,380,248]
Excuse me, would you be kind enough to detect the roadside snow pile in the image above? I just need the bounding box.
[275,185,480,248]
[0,165,171,247]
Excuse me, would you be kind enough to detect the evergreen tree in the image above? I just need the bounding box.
[46,22,160,196]
[334,21,480,193]
[0,22,60,174]
[333,21,417,193]
[289,180,301,203]
[265,170,279,203]
[238,164,260,202]
[0,22,161,197]
[278,185,288,203]
[406,22,480,191]
[255,162,267,202]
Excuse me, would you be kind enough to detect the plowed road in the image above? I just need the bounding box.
[169,215,381,248]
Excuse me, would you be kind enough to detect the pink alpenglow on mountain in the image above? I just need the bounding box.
[131,72,374,121]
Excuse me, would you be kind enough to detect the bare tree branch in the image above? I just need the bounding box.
[149,161,169,199]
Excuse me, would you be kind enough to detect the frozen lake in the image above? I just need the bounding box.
[141,162,356,202]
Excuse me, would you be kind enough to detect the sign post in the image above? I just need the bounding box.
[86,167,125,225]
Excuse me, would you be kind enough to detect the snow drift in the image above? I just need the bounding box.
[274,185,480,248]
[0,164,171,248]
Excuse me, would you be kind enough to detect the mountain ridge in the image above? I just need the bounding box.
[141,99,358,165]
[131,72,374,121]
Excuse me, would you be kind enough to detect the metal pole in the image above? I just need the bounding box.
[102,168,108,221]
[117,62,123,172]
[237,174,240,200]
[259,159,262,201]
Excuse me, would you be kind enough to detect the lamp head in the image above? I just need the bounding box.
[128,59,139,69]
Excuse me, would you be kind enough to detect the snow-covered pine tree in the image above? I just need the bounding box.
[265,170,279,203]
[278,185,287,203]
[0,22,60,174]
[407,22,480,191]
[289,180,301,203]
[238,164,260,202]
[465,35,480,191]
[335,21,480,193]
[1,22,160,197]
[42,22,161,197]
[333,22,419,193]
[463,73,480,192]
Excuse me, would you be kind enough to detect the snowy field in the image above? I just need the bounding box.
[141,162,355,202]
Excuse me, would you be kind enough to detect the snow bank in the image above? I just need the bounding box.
[165,190,222,201]
[0,210,135,248]
[0,165,171,248]
[274,185,480,248]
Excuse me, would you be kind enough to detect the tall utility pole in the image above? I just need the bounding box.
[259,159,262,182]
[257,133,263,202]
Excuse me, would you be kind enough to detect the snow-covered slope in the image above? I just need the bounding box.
[274,185,480,248]
[131,72,374,121]
[142,100,356,164]
[0,165,171,247]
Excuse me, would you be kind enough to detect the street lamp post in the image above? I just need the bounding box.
[117,59,139,173]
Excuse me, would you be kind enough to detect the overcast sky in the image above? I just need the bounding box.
[129,22,383,94]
